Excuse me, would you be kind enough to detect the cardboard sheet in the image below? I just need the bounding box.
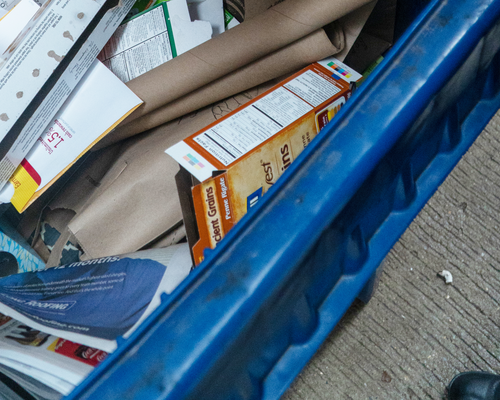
[122,0,374,125]
[4,60,142,213]
[0,0,136,188]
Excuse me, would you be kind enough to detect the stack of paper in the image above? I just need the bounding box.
[0,1,143,211]
[0,313,108,398]
[0,0,231,209]
[0,0,39,56]
[0,244,192,398]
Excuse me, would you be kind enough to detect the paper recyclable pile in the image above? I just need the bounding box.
[5,60,142,212]
[0,244,192,399]
[0,0,139,187]
[0,0,398,396]
[0,0,222,395]
[44,0,383,269]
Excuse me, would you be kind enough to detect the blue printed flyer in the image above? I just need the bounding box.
[0,244,192,352]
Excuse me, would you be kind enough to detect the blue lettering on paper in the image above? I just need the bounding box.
[0,257,165,340]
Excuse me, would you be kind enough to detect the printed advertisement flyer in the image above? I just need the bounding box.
[0,244,192,352]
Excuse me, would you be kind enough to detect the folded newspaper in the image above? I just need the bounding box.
[0,243,192,396]
[0,313,106,398]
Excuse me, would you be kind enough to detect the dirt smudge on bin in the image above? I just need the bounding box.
[206,267,250,301]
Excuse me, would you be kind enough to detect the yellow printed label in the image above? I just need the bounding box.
[200,179,225,249]
[10,164,40,212]
[47,338,60,352]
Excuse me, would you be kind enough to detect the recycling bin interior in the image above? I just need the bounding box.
[66,0,500,399]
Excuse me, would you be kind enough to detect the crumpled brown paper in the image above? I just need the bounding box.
[48,83,275,264]
[99,27,344,147]
[24,0,379,265]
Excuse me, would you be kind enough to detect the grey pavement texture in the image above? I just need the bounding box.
[283,110,500,400]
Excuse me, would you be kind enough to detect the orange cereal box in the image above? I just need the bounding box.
[167,57,361,265]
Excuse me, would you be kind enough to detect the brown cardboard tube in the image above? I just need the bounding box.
[122,0,373,125]
[99,27,343,148]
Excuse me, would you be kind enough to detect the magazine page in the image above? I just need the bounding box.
[0,244,192,352]
[0,357,73,395]
[0,364,62,400]
[0,314,100,392]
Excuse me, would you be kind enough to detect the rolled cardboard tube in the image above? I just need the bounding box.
[99,27,343,148]
[122,0,373,125]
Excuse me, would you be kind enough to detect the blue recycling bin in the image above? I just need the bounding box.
[67,0,500,398]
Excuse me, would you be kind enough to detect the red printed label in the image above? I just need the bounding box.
[51,338,108,366]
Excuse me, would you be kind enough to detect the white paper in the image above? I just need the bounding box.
[0,0,39,56]
[170,15,212,55]
[16,60,141,189]
[188,0,225,36]
[1,60,142,212]
[0,0,136,189]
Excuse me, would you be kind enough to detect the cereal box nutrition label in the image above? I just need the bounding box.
[284,70,341,107]
[193,70,339,166]
[194,87,312,166]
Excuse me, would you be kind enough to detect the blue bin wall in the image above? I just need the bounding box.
[67,0,500,399]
